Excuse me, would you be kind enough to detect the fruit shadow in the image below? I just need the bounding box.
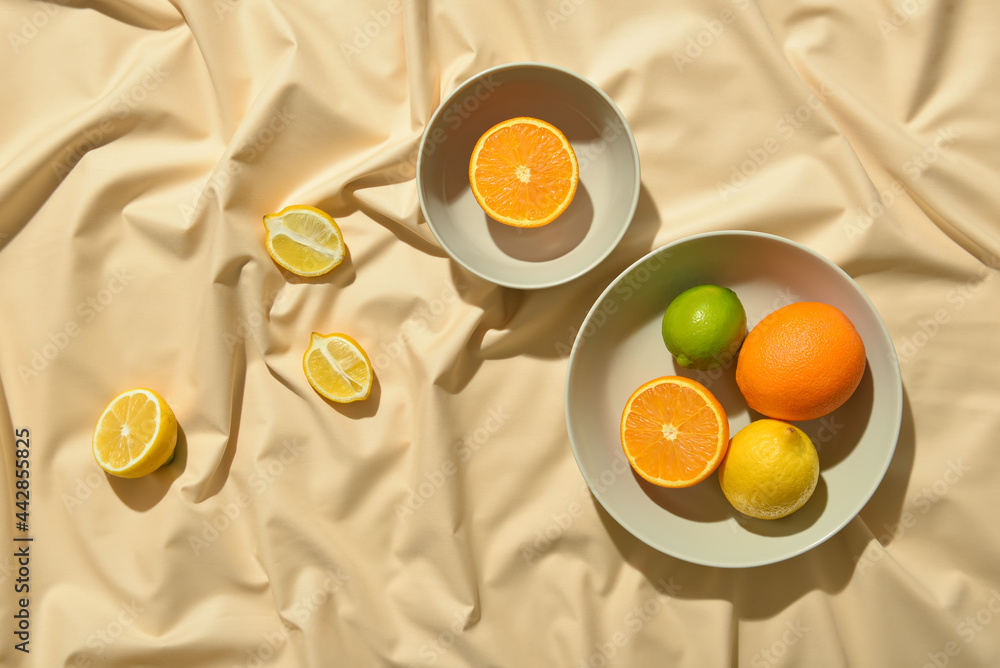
[796,364,875,470]
[439,183,661,373]
[739,476,829,537]
[592,387,914,622]
[485,182,593,262]
[669,359,746,426]
[632,470,731,523]
[854,385,916,549]
[279,245,356,289]
[107,424,187,511]
[594,479,849,624]
[321,373,382,420]
[633,471,826,537]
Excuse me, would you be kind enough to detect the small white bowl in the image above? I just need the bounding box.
[565,231,903,568]
[417,62,640,289]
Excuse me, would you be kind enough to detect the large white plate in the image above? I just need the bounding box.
[565,231,903,568]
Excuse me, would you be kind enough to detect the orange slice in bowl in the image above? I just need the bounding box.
[469,117,579,228]
[620,376,730,488]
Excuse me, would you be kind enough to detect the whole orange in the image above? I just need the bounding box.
[736,302,866,421]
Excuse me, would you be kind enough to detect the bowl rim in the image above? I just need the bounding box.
[416,61,642,290]
[564,229,904,568]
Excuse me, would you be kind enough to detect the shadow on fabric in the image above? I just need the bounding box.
[591,386,915,622]
[429,183,659,396]
[107,424,188,511]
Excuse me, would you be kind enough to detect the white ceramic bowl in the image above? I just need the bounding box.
[565,231,903,568]
[417,62,640,289]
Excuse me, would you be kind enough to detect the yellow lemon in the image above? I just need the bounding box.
[264,205,346,277]
[92,389,178,478]
[303,333,373,403]
[718,419,819,519]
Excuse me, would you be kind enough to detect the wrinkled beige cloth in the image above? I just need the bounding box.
[2,0,999,666]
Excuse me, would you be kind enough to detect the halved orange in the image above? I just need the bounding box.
[620,376,730,488]
[469,117,578,228]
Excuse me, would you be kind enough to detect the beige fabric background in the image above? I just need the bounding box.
[2,0,999,666]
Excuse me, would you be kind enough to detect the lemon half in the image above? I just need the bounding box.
[92,389,178,478]
[264,205,345,277]
[303,333,373,403]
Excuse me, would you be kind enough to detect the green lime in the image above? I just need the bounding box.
[661,284,747,370]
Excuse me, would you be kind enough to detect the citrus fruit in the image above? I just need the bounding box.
[264,205,346,277]
[620,376,730,488]
[718,419,820,519]
[92,389,178,478]
[468,116,579,228]
[736,301,866,421]
[661,284,747,370]
[303,333,373,403]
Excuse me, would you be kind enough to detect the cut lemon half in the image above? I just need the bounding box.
[264,205,346,277]
[469,117,579,228]
[92,389,178,478]
[303,333,373,403]
[620,376,730,488]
